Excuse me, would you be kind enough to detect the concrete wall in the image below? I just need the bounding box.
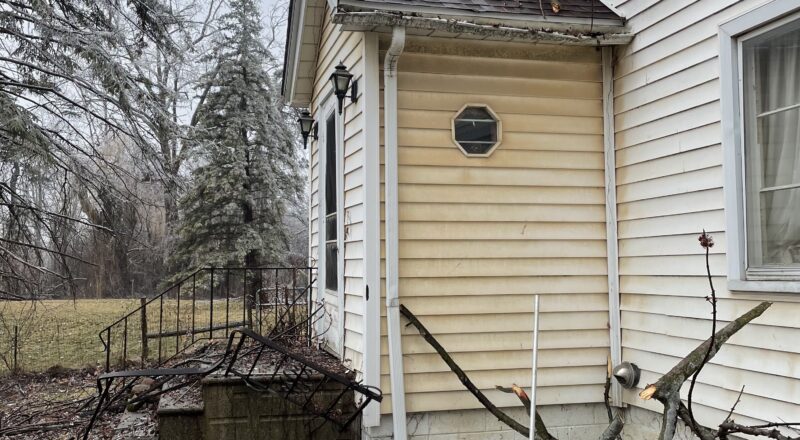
[364,404,614,440]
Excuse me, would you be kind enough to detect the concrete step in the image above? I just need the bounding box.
[157,374,360,440]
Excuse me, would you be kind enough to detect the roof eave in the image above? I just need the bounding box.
[282,0,312,107]
[338,0,626,29]
[332,10,633,46]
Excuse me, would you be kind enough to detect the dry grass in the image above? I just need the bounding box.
[0,298,255,373]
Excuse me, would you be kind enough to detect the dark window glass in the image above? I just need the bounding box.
[324,112,338,291]
[453,106,499,155]
[325,242,338,290]
[325,114,337,215]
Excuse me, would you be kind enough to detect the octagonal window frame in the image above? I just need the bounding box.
[451,103,503,158]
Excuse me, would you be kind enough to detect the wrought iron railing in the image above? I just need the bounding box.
[83,328,381,439]
[99,267,315,371]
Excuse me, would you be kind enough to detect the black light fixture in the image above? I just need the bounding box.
[297,109,317,149]
[329,61,358,114]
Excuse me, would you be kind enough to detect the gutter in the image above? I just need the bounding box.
[333,11,633,46]
[383,25,408,440]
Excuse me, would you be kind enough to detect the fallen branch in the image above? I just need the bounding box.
[402,305,622,440]
[640,301,771,403]
[496,385,556,440]
[600,417,625,440]
[639,301,772,440]
[677,402,716,440]
[603,355,614,423]
[718,422,800,440]
[399,304,534,438]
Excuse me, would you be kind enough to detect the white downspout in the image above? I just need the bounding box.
[384,25,407,440]
[602,46,623,407]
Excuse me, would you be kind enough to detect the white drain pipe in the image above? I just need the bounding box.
[383,25,407,440]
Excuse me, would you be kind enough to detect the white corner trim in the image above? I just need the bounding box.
[362,32,381,428]
[384,25,408,440]
[602,46,623,407]
[336,94,346,361]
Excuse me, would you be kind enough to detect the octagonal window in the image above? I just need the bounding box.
[452,105,501,157]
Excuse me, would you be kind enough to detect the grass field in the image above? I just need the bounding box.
[0,298,257,373]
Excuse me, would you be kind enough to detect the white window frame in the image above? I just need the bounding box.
[317,95,345,356]
[720,0,800,293]
[450,103,503,158]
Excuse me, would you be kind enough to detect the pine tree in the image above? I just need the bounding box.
[172,0,302,275]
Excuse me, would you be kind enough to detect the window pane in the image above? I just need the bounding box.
[454,120,497,143]
[758,108,800,188]
[326,214,337,241]
[747,187,800,266]
[747,21,800,113]
[325,243,338,290]
[458,142,495,155]
[325,113,337,215]
[743,22,800,270]
[458,107,493,120]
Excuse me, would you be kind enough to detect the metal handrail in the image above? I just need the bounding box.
[98,266,316,371]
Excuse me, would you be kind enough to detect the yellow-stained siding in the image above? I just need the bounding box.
[309,6,366,371]
[611,0,800,428]
[379,38,609,414]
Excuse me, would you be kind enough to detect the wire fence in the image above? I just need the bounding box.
[0,299,142,374]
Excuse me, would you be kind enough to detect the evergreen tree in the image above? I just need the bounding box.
[172,0,302,275]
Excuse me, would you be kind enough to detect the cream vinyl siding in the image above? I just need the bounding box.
[309,6,366,371]
[611,0,800,428]
[378,38,609,414]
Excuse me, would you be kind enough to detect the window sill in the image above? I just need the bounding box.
[728,279,800,293]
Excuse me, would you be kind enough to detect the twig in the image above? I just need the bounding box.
[603,355,614,423]
[724,385,745,422]
[688,231,716,426]
[495,385,557,440]
[639,301,771,439]
[718,422,800,440]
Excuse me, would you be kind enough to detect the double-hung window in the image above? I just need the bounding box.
[721,2,800,292]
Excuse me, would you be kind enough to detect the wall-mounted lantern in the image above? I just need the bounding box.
[297,109,317,149]
[329,62,358,114]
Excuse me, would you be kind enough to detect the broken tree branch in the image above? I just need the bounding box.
[495,385,557,440]
[718,422,800,440]
[399,304,535,438]
[402,305,622,440]
[640,301,772,439]
[639,301,772,403]
[599,417,625,440]
[604,355,614,423]
[677,402,716,440]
